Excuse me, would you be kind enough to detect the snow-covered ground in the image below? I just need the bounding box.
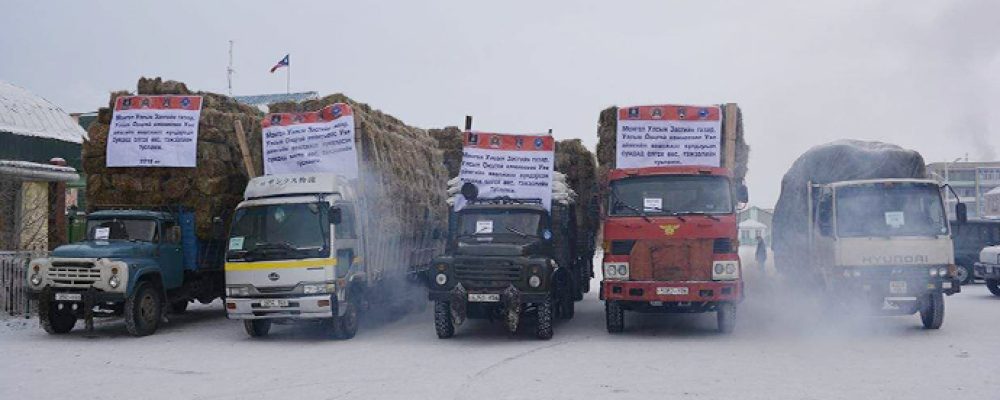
[2,267,999,400]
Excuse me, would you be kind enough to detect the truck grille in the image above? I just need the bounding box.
[47,266,101,288]
[454,261,522,288]
[256,285,297,294]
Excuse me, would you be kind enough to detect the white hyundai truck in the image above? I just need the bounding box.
[223,173,439,339]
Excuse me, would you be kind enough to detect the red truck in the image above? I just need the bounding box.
[598,104,748,334]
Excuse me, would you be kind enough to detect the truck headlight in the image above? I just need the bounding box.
[929,268,939,277]
[30,274,42,286]
[603,263,629,280]
[303,283,335,294]
[528,275,541,288]
[226,286,250,297]
[930,267,948,277]
[108,275,120,289]
[435,273,448,286]
[712,261,740,280]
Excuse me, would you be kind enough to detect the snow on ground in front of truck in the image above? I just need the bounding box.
[1,254,999,400]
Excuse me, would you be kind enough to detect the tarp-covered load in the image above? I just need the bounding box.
[83,78,263,239]
[771,140,928,275]
[269,94,450,276]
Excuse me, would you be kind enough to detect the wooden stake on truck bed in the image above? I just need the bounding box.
[234,118,257,178]
[723,103,739,170]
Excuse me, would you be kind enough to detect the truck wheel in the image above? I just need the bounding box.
[535,297,554,340]
[956,265,974,285]
[332,301,359,340]
[124,281,163,337]
[243,320,271,337]
[170,300,189,314]
[434,301,455,339]
[605,301,624,334]
[39,302,76,334]
[717,302,736,334]
[987,279,1000,297]
[920,292,945,330]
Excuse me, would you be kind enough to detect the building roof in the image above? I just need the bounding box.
[234,92,318,110]
[739,219,767,229]
[0,81,87,144]
[987,186,1000,196]
[0,160,78,182]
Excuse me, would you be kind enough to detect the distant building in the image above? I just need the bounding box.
[927,161,1000,220]
[984,187,1000,219]
[0,81,84,250]
[234,91,318,112]
[738,206,772,246]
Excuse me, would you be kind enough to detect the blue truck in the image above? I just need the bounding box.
[26,208,225,336]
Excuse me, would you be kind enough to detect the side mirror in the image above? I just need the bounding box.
[329,207,342,225]
[211,216,224,238]
[737,185,749,204]
[461,182,479,201]
[956,203,968,224]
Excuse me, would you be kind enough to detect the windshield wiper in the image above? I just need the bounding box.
[685,212,720,221]
[505,226,529,238]
[645,206,687,222]
[610,189,651,223]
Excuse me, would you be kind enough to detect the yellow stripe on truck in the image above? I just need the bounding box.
[225,258,336,271]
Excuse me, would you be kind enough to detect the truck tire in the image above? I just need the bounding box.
[987,279,1000,297]
[717,302,736,334]
[434,301,455,339]
[39,302,76,335]
[243,320,271,337]
[956,264,974,285]
[920,292,944,330]
[605,301,624,333]
[332,301,359,340]
[170,300,189,314]
[535,296,554,340]
[124,281,163,337]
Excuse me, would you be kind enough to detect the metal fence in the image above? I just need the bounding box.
[1,251,39,317]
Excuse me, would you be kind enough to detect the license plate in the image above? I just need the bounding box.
[54,293,81,301]
[468,293,500,302]
[656,287,689,295]
[889,281,907,294]
[259,299,289,308]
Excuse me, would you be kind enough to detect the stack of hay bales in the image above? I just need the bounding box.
[82,77,263,239]
[270,94,450,273]
[428,126,463,178]
[555,139,599,259]
[596,104,749,193]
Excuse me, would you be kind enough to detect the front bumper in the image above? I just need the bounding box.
[27,287,125,303]
[599,280,743,303]
[225,295,335,320]
[975,263,1000,280]
[428,284,549,304]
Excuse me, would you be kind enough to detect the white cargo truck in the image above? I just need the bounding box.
[224,173,440,338]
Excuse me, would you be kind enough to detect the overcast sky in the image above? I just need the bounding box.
[2,0,997,206]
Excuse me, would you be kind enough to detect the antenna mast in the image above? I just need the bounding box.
[227,40,235,96]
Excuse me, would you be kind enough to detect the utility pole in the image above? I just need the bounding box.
[227,40,235,96]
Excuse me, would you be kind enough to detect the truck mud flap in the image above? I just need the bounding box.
[449,284,468,326]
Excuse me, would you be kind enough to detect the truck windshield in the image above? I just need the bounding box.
[836,182,948,238]
[609,175,733,216]
[457,209,543,241]
[227,202,330,261]
[86,219,158,242]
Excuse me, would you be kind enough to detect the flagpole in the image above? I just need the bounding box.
[286,58,290,94]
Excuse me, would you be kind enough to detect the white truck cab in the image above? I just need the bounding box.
[975,245,1000,296]
[224,173,365,339]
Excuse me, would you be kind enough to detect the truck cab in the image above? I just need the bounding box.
[26,209,224,336]
[807,178,960,328]
[224,173,365,339]
[428,199,574,340]
[975,245,1000,296]
[600,166,745,333]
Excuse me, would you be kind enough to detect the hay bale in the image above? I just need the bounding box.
[269,94,450,274]
[555,139,599,257]
[83,77,263,239]
[428,126,463,178]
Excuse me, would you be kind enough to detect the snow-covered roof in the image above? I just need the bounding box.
[0,80,87,144]
[739,219,767,229]
[0,159,78,182]
[986,186,1000,196]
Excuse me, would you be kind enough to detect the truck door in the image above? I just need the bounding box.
[158,220,185,289]
[333,202,360,280]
